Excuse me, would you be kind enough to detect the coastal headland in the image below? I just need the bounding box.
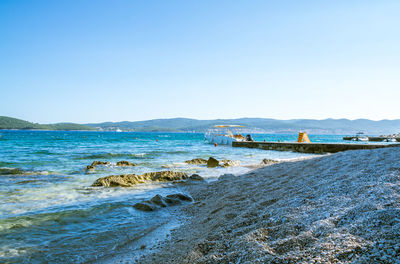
[125,147,400,263]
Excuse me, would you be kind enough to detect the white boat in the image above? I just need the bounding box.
[204,125,248,145]
[355,132,369,141]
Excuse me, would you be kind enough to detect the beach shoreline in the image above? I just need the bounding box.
[1,131,320,263]
[119,147,400,263]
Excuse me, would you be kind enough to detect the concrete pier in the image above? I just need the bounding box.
[232,141,400,154]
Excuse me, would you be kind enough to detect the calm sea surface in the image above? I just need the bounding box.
[0,131,346,263]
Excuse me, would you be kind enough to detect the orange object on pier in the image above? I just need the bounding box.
[297,132,311,143]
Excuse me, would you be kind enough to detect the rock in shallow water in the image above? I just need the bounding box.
[91,171,189,187]
[92,174,143,187]
[0,168,50,176]
[261,159,279,165]
[189,174,204,181]
[0,168,26,175]
[86,161,110,170]
[116,160,137,167]
[207,157,219,168]
[151,194,168,207]
[133,201,159,211]
[185,158,208,165]
[166,193,193,202]
[133,193,193,212]
[140,171,188,182]
[206,157,241,168]
[220,160,241,167]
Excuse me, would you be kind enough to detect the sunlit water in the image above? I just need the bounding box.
[0,131,349,263]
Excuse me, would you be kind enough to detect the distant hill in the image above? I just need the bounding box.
[0,116,96,131]
[2,116,400,134]
[86,117,400,135]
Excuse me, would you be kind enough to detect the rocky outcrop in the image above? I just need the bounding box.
[261,159,279,165]
[185,158,208,165]
[116,160,137,167]
[86,161,110,170]
[92,171,189,187]
[133,193,193,212]
[207,157,219,168]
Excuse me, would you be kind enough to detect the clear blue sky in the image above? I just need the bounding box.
[1,0,399,123]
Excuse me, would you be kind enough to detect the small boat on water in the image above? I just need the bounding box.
[351,132,369,142]
[204,125,249,145]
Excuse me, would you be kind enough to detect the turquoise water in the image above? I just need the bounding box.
[0,131,344,263]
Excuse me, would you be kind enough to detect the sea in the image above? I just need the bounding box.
[0,131,349,263]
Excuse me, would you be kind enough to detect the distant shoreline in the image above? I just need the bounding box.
[2,115,400,135]
[0,129,98,132]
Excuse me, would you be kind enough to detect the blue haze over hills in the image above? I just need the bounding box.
[88,118,400,135]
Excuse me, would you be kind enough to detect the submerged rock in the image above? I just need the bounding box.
[206,157,241,168]
[91,171,189,187]
[261,159,279,165]
[189,174,204,181]
[16,180,39,184]
[220,160,241,167]
[164,196,183,205]
[133,201,159,211]
[185,158,208,165]
[0,168,50,176]
[0,168,25,175]
[207,157,220,168]
[86,161,110,170]
[116,160,137,167]
[150,194,168,207]
[133,193,193,212]
[166,193,192,202]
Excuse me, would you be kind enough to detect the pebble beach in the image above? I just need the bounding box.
[132,147,400,263]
